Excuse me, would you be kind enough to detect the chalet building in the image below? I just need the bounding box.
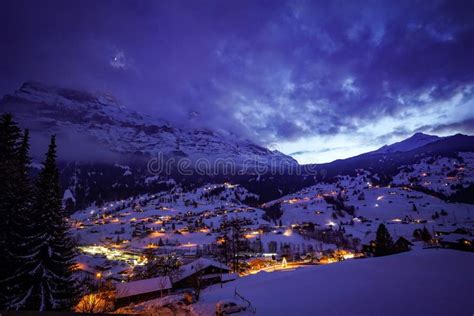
[75,255,132,284]
[115,276,172,307]
[132,223,151,238]
[362,241,376,256]
[246,257,272,270]
[363,237,413,256]
[439,234,473,252]
[173,257,232,289]
[393,237,414,253]
[299,222,316,232]
[258,224,272,233]
[111,257,234,306]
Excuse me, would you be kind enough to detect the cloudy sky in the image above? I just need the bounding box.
[1,0,473,163]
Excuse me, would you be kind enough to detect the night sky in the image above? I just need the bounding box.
[1,0,473,163]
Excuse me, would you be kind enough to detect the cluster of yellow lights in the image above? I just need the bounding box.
[145,243,159,249]
[79,245,147,267]
[149,231,166,238]
[181,242,197,247]
[334,250,355,260]
[224,182,237,189]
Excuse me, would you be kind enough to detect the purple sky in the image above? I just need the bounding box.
[1,0,473,163]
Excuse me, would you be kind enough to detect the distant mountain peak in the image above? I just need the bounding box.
[371,132,440,154]
[0,82,297,166]
[17,81,122,109]
[411,132,435,138]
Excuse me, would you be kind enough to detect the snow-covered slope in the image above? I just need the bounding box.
[393,152,474,195]
[371,132,440,154]
[265,171,474,244]
[71,183,266,248]
[70,182,326,261]
[193,249,474,316]
[314,133,474,190]
[0,82,295,167]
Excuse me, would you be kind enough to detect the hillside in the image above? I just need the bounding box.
[193,249,474,316]
[314,134,474,183]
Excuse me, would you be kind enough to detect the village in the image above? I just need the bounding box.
[70,168,474,314]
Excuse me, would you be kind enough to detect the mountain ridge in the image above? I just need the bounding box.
[313,133,474,180]
[0,81,296,167]
[370,132,441,155]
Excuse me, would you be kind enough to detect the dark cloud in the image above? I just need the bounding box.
[415,117,474,134]
[290,146,348,156]
[289,150,316,156]
[1,0,473,146]
[375,128,413,144]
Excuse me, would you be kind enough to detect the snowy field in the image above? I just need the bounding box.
[192,249,474,316]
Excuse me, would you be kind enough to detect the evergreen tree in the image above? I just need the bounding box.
[413,228,422,240]
[0,114,23,309]
[374,223,394,257]
[421,226,432,243]
[6,130,40,310]
[22,136,78,310]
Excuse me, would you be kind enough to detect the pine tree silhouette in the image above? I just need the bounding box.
[0,114,23,309]
[375,223,394,256]
[7,129,40,310]
[21,136,79,310]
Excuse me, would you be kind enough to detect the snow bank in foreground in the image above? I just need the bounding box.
[193,249,474,316]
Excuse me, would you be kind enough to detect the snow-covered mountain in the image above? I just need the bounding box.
[0,82,295,167]
[2,82,473,210]
[315,133,474,183]
[371,132,440,154]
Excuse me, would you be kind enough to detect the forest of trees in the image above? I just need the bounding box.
[0,114,78,311]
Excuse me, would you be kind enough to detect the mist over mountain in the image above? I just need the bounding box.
[0,82,295,166]
[1,82,473,210]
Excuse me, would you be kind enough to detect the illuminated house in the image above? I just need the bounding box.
[115,276,172,307]
[173,257,232,289]
[439,234,473,252]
